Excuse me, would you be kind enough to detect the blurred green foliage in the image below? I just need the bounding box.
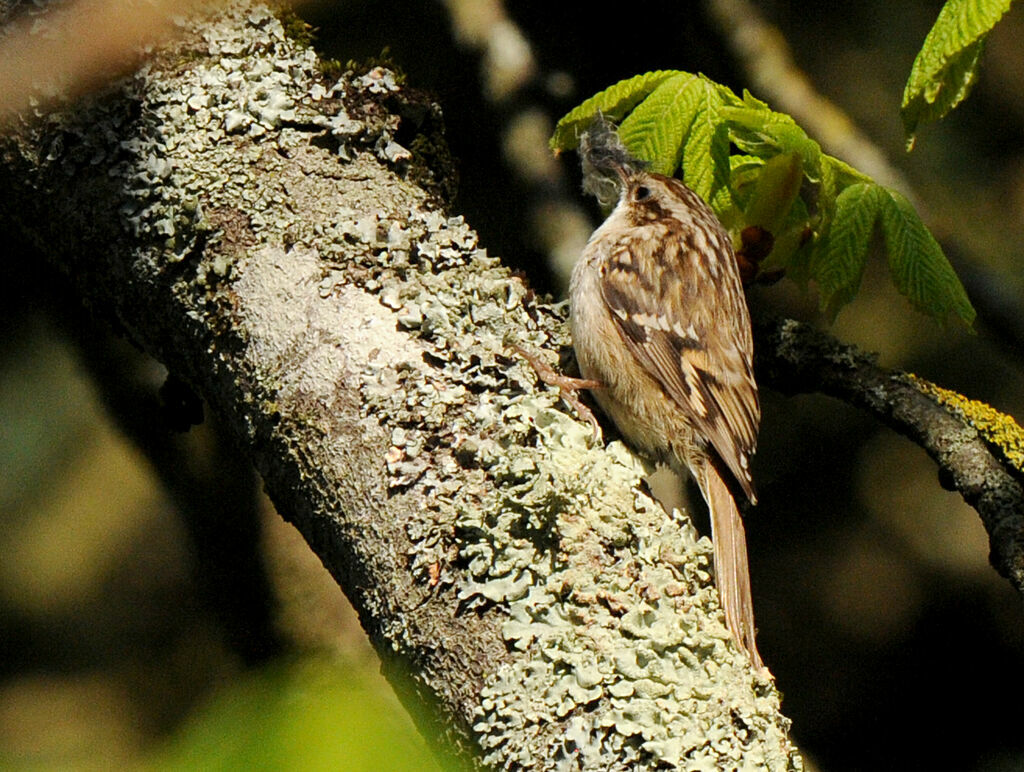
[151,655,452,772]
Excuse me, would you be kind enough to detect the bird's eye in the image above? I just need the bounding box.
[633,185,651,202]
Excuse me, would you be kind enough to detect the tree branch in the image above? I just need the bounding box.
[755,317,1024,596]
[0,2,799,768]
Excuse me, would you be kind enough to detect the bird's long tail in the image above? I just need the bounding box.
[702,462,764,671]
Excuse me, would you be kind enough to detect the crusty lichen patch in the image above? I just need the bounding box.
[467,413,795,770]
[908,373,1024,473]
[13,3,428,289]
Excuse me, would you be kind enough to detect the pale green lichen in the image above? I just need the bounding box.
[908,373,1024,472]
[463,410,794,770]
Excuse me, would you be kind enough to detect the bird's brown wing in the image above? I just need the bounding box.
[599,231,759,502]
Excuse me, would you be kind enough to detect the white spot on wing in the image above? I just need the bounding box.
[681,356,708,417]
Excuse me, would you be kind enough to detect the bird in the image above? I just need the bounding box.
[568,116,764,670]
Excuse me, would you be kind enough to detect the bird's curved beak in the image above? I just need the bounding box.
[612,160,631,186]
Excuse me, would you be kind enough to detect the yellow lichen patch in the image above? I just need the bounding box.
[908,373,1024,471]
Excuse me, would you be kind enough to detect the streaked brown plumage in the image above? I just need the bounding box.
[571,118,763,669]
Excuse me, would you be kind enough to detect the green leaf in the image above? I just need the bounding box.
[879,189,977,325]
[681,76,734,206]
[901,0,1014,149]
[618,73,731,203]
[811,183,885,318]
[813,155,871,228]
[720,100,824,180]
[549,70,682,153]
[617,72,699,177]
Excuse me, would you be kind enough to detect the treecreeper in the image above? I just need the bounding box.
[568,116,764,671]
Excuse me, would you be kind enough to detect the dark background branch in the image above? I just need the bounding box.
[756,316,1024,595]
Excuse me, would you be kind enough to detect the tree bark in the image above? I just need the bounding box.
[0,2,800,769]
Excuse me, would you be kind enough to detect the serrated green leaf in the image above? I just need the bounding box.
[710,183,735,219]
[730,154,766,172]
[727,154,766,201]
[550,70,682,152]
[901,0,1014,148]
[681,76,733,206]
[740,89,771,110]
[617,73,699,177]
[879,189,976,325]
[816,156,839,223]
[811,183,885,318]
[826,154,873,188]
[615,73,733,205]
[552,70,976,328]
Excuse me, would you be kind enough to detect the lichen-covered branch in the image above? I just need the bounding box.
[755,317,1024,596]
[0,2,799,769]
